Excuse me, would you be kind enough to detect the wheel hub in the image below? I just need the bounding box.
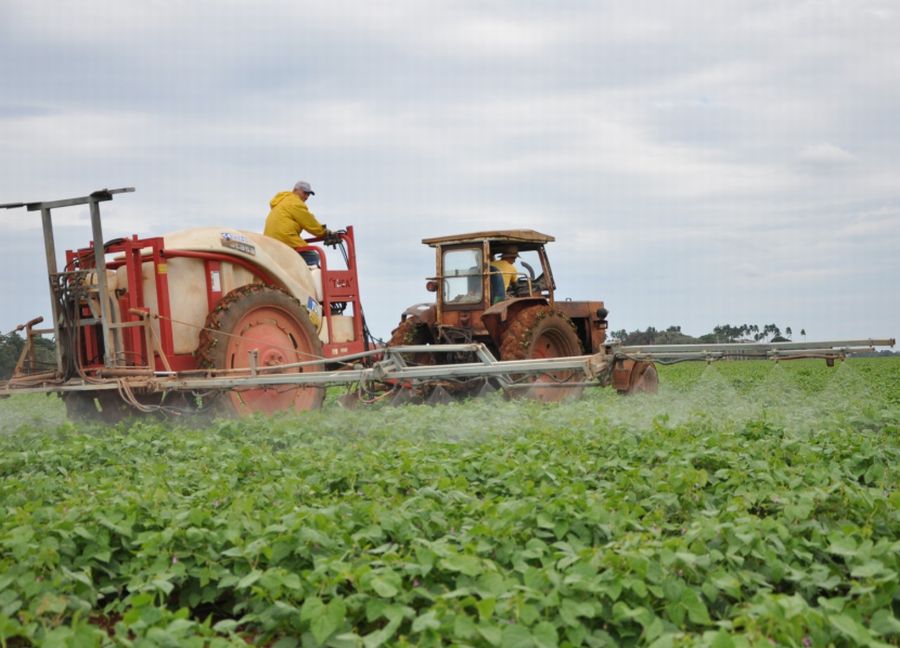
[223,306,321,415]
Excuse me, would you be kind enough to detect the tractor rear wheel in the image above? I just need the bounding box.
[197,285,325,416]
[499,305,584,402]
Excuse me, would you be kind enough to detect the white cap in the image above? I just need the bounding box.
[293,180,315,195]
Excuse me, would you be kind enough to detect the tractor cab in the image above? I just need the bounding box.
[422,230,557,339]
[384,230,572,352]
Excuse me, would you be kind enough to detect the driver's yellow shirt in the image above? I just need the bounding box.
[490,259,518,288]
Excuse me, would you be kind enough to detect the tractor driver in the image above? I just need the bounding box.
[263,180,334,265]
[489,245,519,303]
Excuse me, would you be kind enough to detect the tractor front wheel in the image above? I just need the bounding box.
[197,285,325,416]
[387,318,436,365]
[499,306,585,402]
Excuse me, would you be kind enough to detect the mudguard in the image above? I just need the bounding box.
[481,296,549,341]
[398,303,437,328]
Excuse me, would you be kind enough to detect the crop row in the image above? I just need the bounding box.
[0,358,898,646]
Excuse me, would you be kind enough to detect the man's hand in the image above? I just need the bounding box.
[323,230,342,246]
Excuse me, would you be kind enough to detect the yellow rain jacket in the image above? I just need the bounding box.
[490,258,518,289]
[263,191,327,248]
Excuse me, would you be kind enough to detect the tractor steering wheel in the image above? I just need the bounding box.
[520,261,536,281]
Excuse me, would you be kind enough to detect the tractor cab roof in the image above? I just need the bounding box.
[422,229,554,250]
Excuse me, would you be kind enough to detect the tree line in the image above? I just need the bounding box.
[609,323,806,346]
[0,332,56,380]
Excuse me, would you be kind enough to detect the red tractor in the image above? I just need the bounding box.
[388,230,658,400]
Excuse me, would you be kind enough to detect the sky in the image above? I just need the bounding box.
[1,0,898,346]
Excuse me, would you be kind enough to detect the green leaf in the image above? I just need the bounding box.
[411,610,440,633]
[271,638,300,648]
[440,554,482,577]
[477,623,502,646]
[532,621,558,648]
[311,598,346,645]
[681,588,711,625]
[151,577,175,595]
[301,596,324,623]
[817,595,847,614]
[212,619,239,633]
[708,631,735,648]
[536,513,554,529]
[870,609,900,636]
[371,577,398,598]
[363,615,402,648]
[476,597,496,621]
[384,604,411,624]
[476,572,506,596]
[647,634,676,648]
[518,605,539,627]
[826,535,858,557]
[0,613,23,641]
[501,624,534,648]
[560,599,594,627]
[237,569,262,589]
[850,560,885,578]
[829,613,871,645]
[282,573,303,590]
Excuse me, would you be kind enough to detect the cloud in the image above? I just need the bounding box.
[797,143,857,167]
[0,1,898,341]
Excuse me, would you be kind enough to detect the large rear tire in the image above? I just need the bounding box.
[197,285,325,416]
[499,306,585,402]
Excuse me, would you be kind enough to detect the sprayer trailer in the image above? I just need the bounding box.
[1,188,369,419]
[1,188,894,421]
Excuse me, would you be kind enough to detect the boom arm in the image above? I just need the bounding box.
[2,337,893,397]
[612,339,896,363]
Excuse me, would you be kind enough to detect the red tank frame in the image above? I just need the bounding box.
[65,227,367,373]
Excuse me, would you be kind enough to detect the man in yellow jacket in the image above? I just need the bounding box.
[489,245,519,302]
[263,180,332,264]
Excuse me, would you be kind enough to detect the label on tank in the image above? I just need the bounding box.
[220,232,256,255]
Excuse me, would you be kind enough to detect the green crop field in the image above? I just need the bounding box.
[1,358,898,647]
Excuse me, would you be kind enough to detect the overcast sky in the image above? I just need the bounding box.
[1,0,897,345]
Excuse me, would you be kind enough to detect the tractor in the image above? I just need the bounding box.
[388,230,658,400]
